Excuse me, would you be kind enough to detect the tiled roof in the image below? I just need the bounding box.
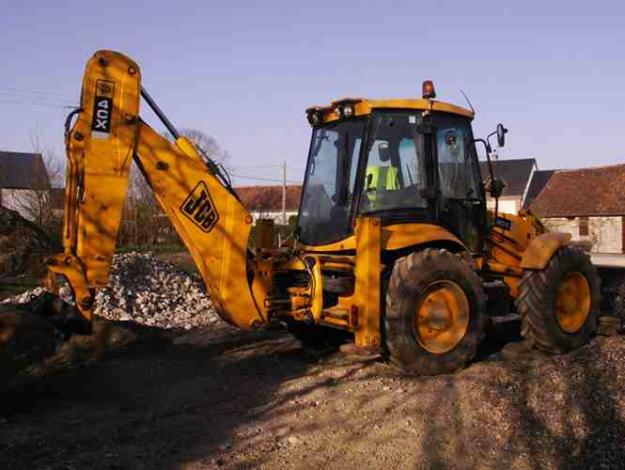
[0,151,50,189]
[530,164,625,217]
[235,185,302,212]
[479,158,536,197]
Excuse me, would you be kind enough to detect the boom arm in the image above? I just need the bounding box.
[47,50,265,329]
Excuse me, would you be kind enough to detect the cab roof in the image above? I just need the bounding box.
[305,97,474,126]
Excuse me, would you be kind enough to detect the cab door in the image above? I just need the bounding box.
[433,114,485,254]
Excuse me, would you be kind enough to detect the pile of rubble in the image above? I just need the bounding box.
[3,252,224,331]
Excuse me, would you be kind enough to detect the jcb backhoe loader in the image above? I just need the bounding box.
[45,50,600,375]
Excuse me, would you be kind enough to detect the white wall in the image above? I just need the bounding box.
[486,196,520,215]
[250,210,298,224]
[590,217,622,253]
[542,216,623,254]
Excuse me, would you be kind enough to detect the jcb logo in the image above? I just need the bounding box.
[180,182,219,233]
[96,80,114,98]
[91,80,114,137]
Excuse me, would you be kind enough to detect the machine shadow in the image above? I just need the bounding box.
[2,322,624,469]
[0,325,356,469]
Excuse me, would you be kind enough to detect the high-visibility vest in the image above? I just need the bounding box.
[366,166,399,193]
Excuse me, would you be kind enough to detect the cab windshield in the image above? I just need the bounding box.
[297,120,364,245]
[360,112,427,213]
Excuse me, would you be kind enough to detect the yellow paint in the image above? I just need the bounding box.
[354,217,382,348]
[135,123,264,328]
[382,223,466,251]
[255,219,275,250]
[307,97,474,126]
[299,222,466,253]
[485,211,549,296]
[48,50,141,319]
[555,271,591,333]
[250,258,273,321]
[310,260,324,323]
[520,232,571,270]
[414,280,469,354]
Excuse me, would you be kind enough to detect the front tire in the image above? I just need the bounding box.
[516,246,600,353]
[385,248,486,375]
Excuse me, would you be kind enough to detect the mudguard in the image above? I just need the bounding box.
[520,232,571,270]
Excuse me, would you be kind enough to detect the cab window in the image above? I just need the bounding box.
[435,115,480,200]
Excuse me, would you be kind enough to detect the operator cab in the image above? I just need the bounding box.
[297,82,488,253]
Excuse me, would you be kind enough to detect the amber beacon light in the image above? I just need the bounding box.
[422,80,436,99]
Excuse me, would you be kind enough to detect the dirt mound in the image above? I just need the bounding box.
[0,252,227,384]
[0,306,63,385]
[0,207,57,277]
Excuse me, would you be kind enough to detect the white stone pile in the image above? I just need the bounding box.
[3,252,224,331]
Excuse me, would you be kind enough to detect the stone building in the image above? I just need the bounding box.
[530,164,625,254]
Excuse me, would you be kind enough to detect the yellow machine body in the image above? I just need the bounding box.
[49,50,573,354]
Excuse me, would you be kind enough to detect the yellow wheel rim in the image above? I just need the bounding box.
[413,280,470,354]
[555,271,591,333]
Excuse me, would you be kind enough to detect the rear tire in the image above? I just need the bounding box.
[516,246,600,353]
[385,248,486,375]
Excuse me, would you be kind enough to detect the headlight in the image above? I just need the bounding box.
[307,110,322,126]
[343,104,354,117]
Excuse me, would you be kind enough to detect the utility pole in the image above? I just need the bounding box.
[282,160,287,225]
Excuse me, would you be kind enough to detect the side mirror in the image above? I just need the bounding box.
[496,123,508,148]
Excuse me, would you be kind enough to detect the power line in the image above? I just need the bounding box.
[0,87,76,110]
[233,163,307,172]
[235,164,283,169]
[0,87,75,100]
[231,173,300,184]
[0,98,73,109]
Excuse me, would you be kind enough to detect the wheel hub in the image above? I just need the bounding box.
[555,271,591,333]
[413,280,469,354]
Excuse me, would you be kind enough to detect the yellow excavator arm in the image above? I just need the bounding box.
[47,50,265,329]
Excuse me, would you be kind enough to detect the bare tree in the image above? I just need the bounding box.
[181,128,232,171]
[8,131,65,230]
[119,163,176,246]
[29,130,65,188]
[118,129,231,248]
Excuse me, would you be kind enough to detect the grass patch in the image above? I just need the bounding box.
[156,252,198,275]
[117,243,185,254]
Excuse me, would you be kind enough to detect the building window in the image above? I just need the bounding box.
[579,217,589,237]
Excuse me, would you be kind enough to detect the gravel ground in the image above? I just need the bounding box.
[1,323,624,469]
[2,252,625,468]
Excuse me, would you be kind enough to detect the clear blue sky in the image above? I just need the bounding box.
[1,0,624,185]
